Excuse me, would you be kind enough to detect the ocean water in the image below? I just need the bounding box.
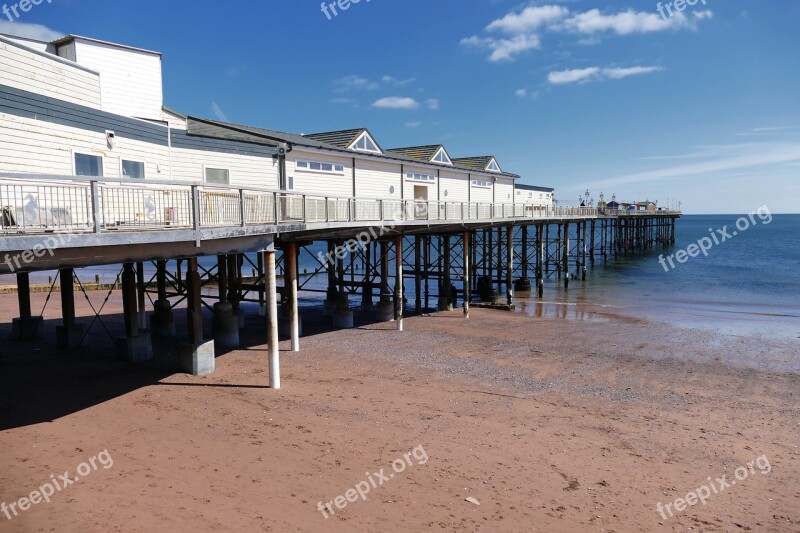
[519,214,800,341]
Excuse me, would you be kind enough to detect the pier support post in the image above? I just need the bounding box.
[323,241,337,316]
[537,225,545,298]
[582,222,588,280]
[213,254,240,349]
[563,224,570,289]
[439,235,453,311]
[377,241,393,321]
[506,226,514,307]
[394,235,404,331]
[463,231,470,319]
[180,258,215,375]
[590,221,596,268]
[361,241,374,312]
[152,260,175,337]
[136,262,148,331]
[12,272,42,340]
[117,262,153,361]
[56,268,84,349]
[414,236,422,314]
[286,242,300,352]
[264,250,280,389]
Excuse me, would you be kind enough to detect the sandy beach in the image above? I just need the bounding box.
[0,292,798,532]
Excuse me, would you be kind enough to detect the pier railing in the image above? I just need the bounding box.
[0,173,680,236]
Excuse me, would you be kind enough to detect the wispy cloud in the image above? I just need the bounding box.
[548,66,663,84]
[461,5,713,62]
[0,20,62,41]
[579,142,800,189]
[372,96,420,110]
[382,75,415,86]
[426,98,440,110]
[334,75,380,92]
[211,102,229,122]
[405,121,422,128]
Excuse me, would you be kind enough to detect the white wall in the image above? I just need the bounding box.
[495,177,514,204]
[72,39,163,121]
[439,169,469,203]
[402,164,438,201]
[286,150,351,197]
[354,158,401,199]
[0,39,101,109]
[470,182,493,203]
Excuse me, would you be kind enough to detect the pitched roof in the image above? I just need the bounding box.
[302,129,367,149]
[516,184,555,193]
[184,117,520,179]
[451,156,495,171]
[386,145,442,162]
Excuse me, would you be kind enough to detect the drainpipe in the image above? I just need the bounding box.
[276,142,292,190]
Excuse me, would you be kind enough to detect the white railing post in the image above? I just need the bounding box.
[191,185,201,246]
[90,180,101,233]
[239,189,246,227]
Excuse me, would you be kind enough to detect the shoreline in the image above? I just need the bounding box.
[0,293,798,531]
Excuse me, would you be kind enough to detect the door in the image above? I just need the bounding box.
[414,185,428,220]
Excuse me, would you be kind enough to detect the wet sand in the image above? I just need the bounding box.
[0,292,798,532]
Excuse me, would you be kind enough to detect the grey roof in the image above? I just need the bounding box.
[303,129,368,149]
[516,184,554,193]
[50,34,162,56]
[386,145,442,162]
[452,156,497,171]
[185,117,520,179]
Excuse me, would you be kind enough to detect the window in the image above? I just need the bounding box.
[471,179,492,188]
[486,159,501,172]
[74,153,103,177]
[296,159,345,175]
[351,132,381,153]
[205,167,230,184]
[406,172,435,182]
[432,148,452,165]
[121,159,145,179]
[287,176,295,191]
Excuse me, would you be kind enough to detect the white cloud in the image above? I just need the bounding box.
[211,102,229,123]
[334,75,379,92]
[557,9,700,35]
[382,75,415,86]
[0,21,62,41]
[405,121,421,128]
[548,66,663,84]
[426,98,440,110]
[486,5,569,34]
[460,33,542,62]
[515,89,528,97]
[548,67,601,84]
[461,5,712,62]
[372,97,420,110]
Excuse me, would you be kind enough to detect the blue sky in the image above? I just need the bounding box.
[2,0,798,213]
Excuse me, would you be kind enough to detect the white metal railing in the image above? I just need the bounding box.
[0,173,681,237]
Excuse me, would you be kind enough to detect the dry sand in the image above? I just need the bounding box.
[0,291,798,532]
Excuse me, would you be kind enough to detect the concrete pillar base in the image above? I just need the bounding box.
[179,340,216,376]
[376,300,394,322]
[235,308,245,329]
[438,298,454,312]
[116,334,154,362]
[151,300,176,337]
[137,311,149,332]
[360,299,374,312]
[213,302,240,348]
[12,316,43,341]
[333,310,354,329]
[56,324,85,349]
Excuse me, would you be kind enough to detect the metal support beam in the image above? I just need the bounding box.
[506,226,514,307]
[463,231,470,318]
[394,235,404,331]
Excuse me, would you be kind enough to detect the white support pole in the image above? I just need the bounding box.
[265,250,280,389]
[395,235,404,332]
[287,242,300,352]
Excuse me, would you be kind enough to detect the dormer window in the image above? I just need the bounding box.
[432,147,452,165]
[351,132,381,154]
[486,159,501,172]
